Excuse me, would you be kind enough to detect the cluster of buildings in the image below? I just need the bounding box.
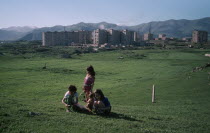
[42,29,140,46]
[93,29,140,45]
[42,29,208,47]
[144,30,208,43]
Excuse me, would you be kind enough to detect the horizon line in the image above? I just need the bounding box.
[1,17,209,29]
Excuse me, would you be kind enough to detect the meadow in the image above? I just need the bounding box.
[0,44,210,133]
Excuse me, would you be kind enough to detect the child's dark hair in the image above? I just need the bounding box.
[68,85,77,93]
[87,65,95,77]
[94,89,104,100]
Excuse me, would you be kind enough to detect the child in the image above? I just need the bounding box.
[62,85,78,112]
[85,93,95,112]
[83,65,95,101]
[93,89,111,114]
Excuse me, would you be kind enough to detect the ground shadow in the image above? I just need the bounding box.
[71,106,143,122]
[98,112,144,122]
[72,108,143,122]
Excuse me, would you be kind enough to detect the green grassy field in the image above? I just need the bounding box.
[1,45,210,133]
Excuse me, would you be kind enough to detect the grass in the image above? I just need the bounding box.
[0,45,210,133]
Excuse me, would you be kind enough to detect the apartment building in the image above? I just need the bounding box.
[121,30,135,45]
[143,33,153,41]
[192,30,208,43]
[107,29,121,45]
[92,29,108,45]
[42,31,92,46]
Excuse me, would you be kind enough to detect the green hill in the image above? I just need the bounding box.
[0,44,210,132]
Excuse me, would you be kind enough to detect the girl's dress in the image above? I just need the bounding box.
[83,75,95,93]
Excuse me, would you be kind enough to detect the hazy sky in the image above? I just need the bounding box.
[0,0,210,28]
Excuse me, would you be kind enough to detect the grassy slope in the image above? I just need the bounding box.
[0,49,210,133]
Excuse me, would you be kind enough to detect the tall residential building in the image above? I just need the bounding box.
[107,29,121,45]
[143,33,153,41]
[93,29,108,45]
[121,30,135,45]
[143,23,153,41]
[42,31,92,46]
[192,30,208,43]
[78,30,92,44]
[42,31,72,46]
[134,32,141,42]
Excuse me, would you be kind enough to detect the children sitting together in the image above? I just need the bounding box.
[61,65,111,114]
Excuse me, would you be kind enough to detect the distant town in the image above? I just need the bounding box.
[42,29,209,49]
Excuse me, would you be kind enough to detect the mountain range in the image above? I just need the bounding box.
[0,17,209,41]
[0,26,37,40]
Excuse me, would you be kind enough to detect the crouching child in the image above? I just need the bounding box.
[62,85,78,112]
[93,89,111,115]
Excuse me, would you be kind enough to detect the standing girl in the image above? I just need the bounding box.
[83,65,95,101]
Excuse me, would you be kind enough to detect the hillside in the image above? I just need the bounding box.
[0,45,210,132]
[0,30,28,41]
[0,26,37,41]
[1,26,37,33]
[128,17,210,38]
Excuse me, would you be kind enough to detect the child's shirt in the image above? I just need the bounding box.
[64,91,78,105]
[84,75,95,91]
[102,97,111,107]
